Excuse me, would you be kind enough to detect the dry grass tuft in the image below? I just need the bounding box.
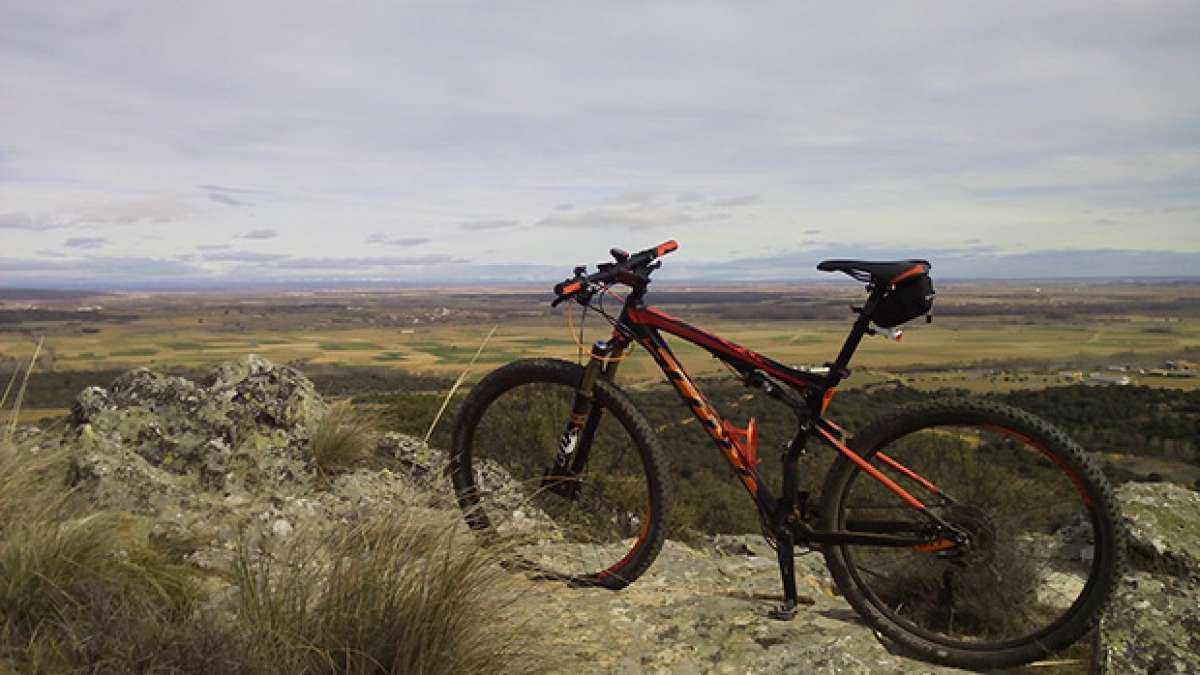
[0,437,539,674]
[235,506,537,675]
[311,402,379,475]
[0,440,227,673]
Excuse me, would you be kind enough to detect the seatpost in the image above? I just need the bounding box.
[826,285,887,386]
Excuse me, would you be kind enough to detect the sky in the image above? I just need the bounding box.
[1,2,1198,288]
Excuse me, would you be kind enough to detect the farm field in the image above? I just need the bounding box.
[3,279,1199,401]
[9,313,1199,387]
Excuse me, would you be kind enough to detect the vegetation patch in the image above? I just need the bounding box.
[310,403,378,475]
[318,342,386,351]
[513,337,574,347]
[372,351,409,362]
[412,343,520,364]
[109,348,159,357]
[161,342,208,350]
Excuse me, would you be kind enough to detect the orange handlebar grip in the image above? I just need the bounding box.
[656,240,679,257]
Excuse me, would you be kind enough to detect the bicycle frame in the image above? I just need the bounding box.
[561,280,961,615]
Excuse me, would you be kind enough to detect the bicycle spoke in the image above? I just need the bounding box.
[836,420,1100,647]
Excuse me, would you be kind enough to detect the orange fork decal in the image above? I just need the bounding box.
[641,337,760,496]
[818,428,927,511]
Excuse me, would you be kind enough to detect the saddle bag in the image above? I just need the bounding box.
[871,274,935,327]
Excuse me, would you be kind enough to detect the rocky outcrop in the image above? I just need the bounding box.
[70,355,326,510]
[1101,482,1200,674]
[49,357,1200,673]
[63,356,450,574]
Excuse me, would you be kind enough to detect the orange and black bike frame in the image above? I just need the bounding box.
[559,272,965,615]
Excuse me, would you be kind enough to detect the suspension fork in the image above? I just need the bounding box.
[543,339,623,498]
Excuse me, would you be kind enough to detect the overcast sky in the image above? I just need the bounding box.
[2,2,1198,287]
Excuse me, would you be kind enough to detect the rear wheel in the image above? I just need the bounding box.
[820,398,1124,670]
[450,358,670,589]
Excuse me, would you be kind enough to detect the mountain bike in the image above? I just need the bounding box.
[449,240,1125,670]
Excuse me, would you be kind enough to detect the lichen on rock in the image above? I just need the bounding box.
[69,355,329,512]
[1100,482,1200,674]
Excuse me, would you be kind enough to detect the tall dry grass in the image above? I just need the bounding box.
[0,348,540,673]
[235,507,537,675]
[0,440,224,673]
[311,402,379,475]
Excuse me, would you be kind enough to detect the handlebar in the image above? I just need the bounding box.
[552,240,678,303]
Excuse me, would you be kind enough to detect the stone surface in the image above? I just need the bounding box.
[46,357,1200,674]
[62,356,449,572]
[525,536,965,674]
[1118,481,1200,579]
[1099,482,1200,674]
[70,355,328,510]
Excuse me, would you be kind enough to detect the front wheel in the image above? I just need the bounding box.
[820,397,1125,670]
[450,358,670,589]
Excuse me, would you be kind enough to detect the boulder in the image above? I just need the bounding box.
[69,355,328,511]
[1101,482,1200,674]
[1118,481,1200,579]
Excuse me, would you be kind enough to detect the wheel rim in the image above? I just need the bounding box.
[459,379,655,586]
[836,420,1103,649]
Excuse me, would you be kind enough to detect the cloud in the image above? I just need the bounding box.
[63,236,108,249]
[668,245,1200,281]
[1,199,193,233]
[366,232,430,246]
[197,184,272,196]
[74,198,193,225]
[240,228,277,240]
[537,192,744,229]
[200,250,287,262]
[459,219,520,231]
[196,243,232,251]
[209,193,252,207]
[709,194,762,207]
[275,254,469,269]
[203,183,271,207]
[1,4,1198,280]
[0,212,72,231]
[0,255,210,286]
[803,228,821,235]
